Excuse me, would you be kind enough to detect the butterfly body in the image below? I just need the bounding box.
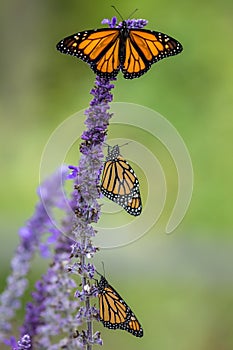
[117,21,129,65]
[98,275,143,337]
[101,145,142,216]
[56,20,183,79]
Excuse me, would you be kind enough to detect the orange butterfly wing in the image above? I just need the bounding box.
[123,29,183,78]
[56,29,121,77]
[101,145,142,216]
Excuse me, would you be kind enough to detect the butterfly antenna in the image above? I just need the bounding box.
[95,270,102,277]
[111,5,124,21]
[95,262,106,277]
[119,141,132,148]
[101,261,106,277]
[128,8,138,19]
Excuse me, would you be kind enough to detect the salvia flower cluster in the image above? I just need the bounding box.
[0,16,147,349]
[102,16,148,28]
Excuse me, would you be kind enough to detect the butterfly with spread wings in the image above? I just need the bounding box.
[56,18,183,79]
[97,274,143,337]
[100,145,142,216]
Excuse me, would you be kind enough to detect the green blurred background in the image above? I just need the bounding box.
[1,0,233,349]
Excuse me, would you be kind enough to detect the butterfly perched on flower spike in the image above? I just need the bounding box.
[100,145,142,216]
[97,273,143,337]
[56,12,183,79]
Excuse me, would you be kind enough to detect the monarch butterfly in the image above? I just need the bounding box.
[97,274,143,337]
[101,145,142,216]
[56,17,183,79]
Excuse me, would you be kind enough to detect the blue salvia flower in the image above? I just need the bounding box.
[4,334,32,350]
[0,16,146,349]
[102,16,148,29]
[120,18,148,28]
[17,334,32,350]
[101,16,117,28]
[66,74,115,348]
[0,166,69,344]
[21,243,80,349]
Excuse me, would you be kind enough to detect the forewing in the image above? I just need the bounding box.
[123,29,183,79]
[56,29,120,77]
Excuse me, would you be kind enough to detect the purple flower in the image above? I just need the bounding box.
[0,166,70,343]
[66,75,115,348]
[4,336,17,349]
[69,76,115,225]
[101,16,117,28]
[67,165,79,179]
[21,247,80,349]
[93,331,103,346]
[4,334,32,350]
[17,334,32,350]
[70,242,99,259]
[119,18,148,28]
[102,16,148,29]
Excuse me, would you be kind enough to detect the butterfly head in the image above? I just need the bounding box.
[95,269,106,286]
[106,145,120,161]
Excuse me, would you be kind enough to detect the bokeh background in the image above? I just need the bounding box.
[1,0,233,349]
